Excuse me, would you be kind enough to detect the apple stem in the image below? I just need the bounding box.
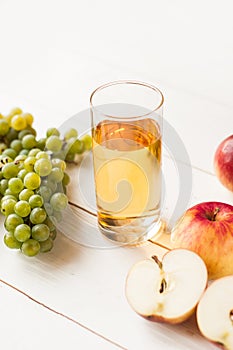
[151,255,163,269]
[151,256,168,293]
[212,207,220,221]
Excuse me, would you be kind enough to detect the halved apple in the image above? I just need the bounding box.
[197,276,233,349]
[125,249,208,324]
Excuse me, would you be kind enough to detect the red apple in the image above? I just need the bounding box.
[171,202,233,280]
[214,134,233,191]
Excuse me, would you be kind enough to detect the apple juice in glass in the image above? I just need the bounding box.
[90,81,164,244]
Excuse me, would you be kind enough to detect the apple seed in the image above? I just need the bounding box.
[229,310,233,324]
[159,278,167,293]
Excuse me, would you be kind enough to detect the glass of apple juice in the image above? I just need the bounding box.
[90,80,164,244]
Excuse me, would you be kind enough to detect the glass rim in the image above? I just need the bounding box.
[90,80,164,120]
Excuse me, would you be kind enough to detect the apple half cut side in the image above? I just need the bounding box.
[197,275,233,350]
[125,249,208,324]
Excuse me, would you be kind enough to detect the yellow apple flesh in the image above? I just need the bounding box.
[197,276,233,349]
[125,249,207,324]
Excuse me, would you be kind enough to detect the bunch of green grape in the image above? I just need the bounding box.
[0,107,92,257]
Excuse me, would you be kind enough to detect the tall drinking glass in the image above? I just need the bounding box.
[90,81,164,244]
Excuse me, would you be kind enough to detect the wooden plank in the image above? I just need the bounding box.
[0,210,217,350]
[0,278,123,350]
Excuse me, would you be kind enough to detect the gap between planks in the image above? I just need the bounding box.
[0,278,127,350]
[68,201,172,252]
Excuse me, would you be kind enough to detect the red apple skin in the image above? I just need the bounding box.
[171,202,233,280]
[214,135,233,191]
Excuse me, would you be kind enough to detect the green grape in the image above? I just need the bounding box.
[19,188,34,201]
[17,169,28,180]
[22,134,37,149]
[0,172,3,180]
[46,135,62,152]
[53,210,63,222]
[49,229,57,240]
[2,148,17,159]
[50,216,59,226]
[31,223,50,241]
[4,233,22,249]
[18,129,31,140]
[24,156,36,171]
[4,188,18,196]
[19,149,29,156]
[68,139,84,154]
[51,158,66,171]
[11,114,27,131]
[81,134,92,150]
[65,153,75,162]
[0,142,7,153]
[14,200,31,217]
[52,150,65,160]
[14,154,27,163]
[22,112,33,126]
[2,163,19,179]
[5,213,24,231]
[29,194,43,208]
[30,207,47,224]
[28,148,41,157]
[35,151,49,160]
[62,172,70,187]
[34,158,52,176]
[1,198,17,216]
[46,128,60,137]
[37,138,46,150]
[0,155,13,164]
[4,128,18,143]
[38,185,52,202]
[43,202,53,216]
[55,181,63,193]
[8,177,24,194]
[50,192,68,211]
[0,179,9,194]
[44,218,56,232]
[41,179,57,193]
[21,239,40,257]
[40,238,53,252]
[1,194,17,202]
[24,172,41,190]
[48,168,64,182]
[14,161,24,171]
[8,107,23,117]
[0,119,10,136]
[14,224,31,242]
[14,157,26,171]
[10,139,23,153]
[64,128,78,140]
[27,126,37,136]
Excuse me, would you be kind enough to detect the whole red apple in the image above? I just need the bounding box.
[171,202,233,280]
[214,134,233,191]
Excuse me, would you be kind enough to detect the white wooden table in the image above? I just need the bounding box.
[0,1,232,349]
